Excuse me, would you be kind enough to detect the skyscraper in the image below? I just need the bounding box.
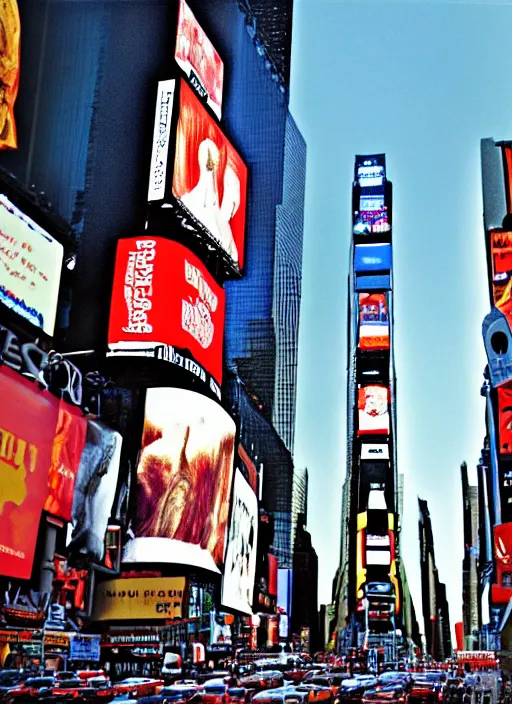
[461,461,480,649]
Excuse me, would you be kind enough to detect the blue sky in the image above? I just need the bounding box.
[289,0,512,636]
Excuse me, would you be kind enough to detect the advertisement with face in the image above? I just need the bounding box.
[0,1,20,150]
[0,194,64,335]
[491,230,512,325]
[498,386,512,456]
[222,469,258,615]
[0,366,59,579]
[44,403,87,522]
[175,0,224,119]
[354,244,392,274]
[108,237,226,383]
[358,293,390,351]
[172,79,247,270]
[127,387,235,573]
[68,420,122,562]
[358,385,390,435]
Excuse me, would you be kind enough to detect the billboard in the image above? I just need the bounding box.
[175,0,224,119]
[353,195,389,236]
[358,385,390,436]
[355,156,386,187]
[108,237,225,383]
[0,194,64,335]
[490,230,512,324]
[360,443,389,461]
[498,386,512,455]
[358,293,390,351]
[354,244,392,274]
[44,403,87,522]
[127,387,235,573]
[0,1,20,150]
[68,420,122,562]
[92,576,186,621]
[222,469,258,615]
[503,145,512,215]
[0,366,59,579]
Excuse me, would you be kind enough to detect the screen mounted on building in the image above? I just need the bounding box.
[0,194,64,335]
[354,243,392,274]
[175,0,224,119]
[490,230,512,327]
[498,386,512,456]
[358,292,390,351]
[358,384,390,436]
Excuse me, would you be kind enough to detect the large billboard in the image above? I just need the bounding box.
[0,194,64,335]
[498,386,512,456]
[490,230,512,324]
[353,195,389,236]
[108,237,225,384]
[358,385,390,436]
[92,576,186,621]
[175,0,224,119]
[68,420,122,563]
[126,387,235,573]
[0,1,20,150]
[222,469,258,615]
[358,293,390,351]
[0,366,59,580]
[354,244,392,274]
[148,79,248,272]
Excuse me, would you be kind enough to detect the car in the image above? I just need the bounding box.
[362,684,408,704]
[409,674,445,704]
[4,677,55,698]
[251,686,310,704]
[138,684,202,704]
[296,683,334,704]
[441,679,464,704]
[47,678,97,700]
[114,678,165,697]
[54,672,79,683]
[339,677,379,704]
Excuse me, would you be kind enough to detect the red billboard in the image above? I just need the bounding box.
[126,387,235,573]
[503,145,512,215]
[490,230,512,325]
[493,523,512,604]
[358,293,390,351]
[175,0,224,119]
[498,386,512,455]
[108,237,225,384]
[357,385,390,436]
[172,79,247,270]
[0,0,20,150]
[0,366,59,579]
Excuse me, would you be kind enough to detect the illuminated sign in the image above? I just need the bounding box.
[366,534,390,547]
[175,0,224,119]
[361,443,389,460]
[92,577,186,621]
[358,385,390,436]
[354,244,392,274]
[366,550,391,566]
[148,80,176,203]
[358,293,390,351]
[0,0,20,150]
[108,237,225,384]
[498,386,512,455]
[0,195,64,335]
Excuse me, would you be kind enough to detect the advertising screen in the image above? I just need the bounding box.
[108,237,225,384]
[44,403,87,522]
[0,0,20,150]
[361,443,389,460]
[358,385,390,436]
[0,366,59,580]
[503,145,512,214]
[0,194,64,335]
[358,293,390,351]
[353,196,389,236]
[222,469,258,615]
[498,386,512,455]
[354,244,392,274]
[172,79,248,269]
[68,420,122,563]
[127,387,235,573]
[490,230,512,325]
[92,576,186,621]
[175,0,224,119]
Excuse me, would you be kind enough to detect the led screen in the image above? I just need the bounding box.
[366,550,391,566]
[361,443,389,460]
[0,0,20,150]
[0,366,59,579]
[498,386,512,455]
[175,0,224,119]
[490,230,512,326]
[358,385,390,435]
[172,79,248,269]
[357,164,385,188]
[0,194,64,335]
[358,293,390,351]
[366,534,390,547]
[503,145,512,214]
[108,237,225,383]
[222,469,258,615]
[354,243,392,274]
[353,196,390,236]
[127,387,235,573]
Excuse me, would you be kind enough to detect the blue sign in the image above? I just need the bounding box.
[354,244,392,273]
[355,274,391,292]
[69,634,101,662]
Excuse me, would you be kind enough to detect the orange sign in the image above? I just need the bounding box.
[0,0,20,149]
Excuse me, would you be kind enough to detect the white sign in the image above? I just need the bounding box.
[366,550,391,566]
[0,194,63,335]
[361,443,389,460]
[148,80,176,202]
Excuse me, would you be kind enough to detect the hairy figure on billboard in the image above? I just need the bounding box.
[173,80,247,269]
[133,388,235,571]
[68,420,122,562]
[358,385,390,435]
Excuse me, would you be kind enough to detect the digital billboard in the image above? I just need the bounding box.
[503,145,512,215]
[44,403,87,522]
[0,366,59,580]
[361,443,389,461]
[498,386,512,456]
[355,157,385,188]
[490,230,512,324]
[354,244,392,274]
[0,194,64,335]
[358,385,390,436]
[92,576,186,621]
[175,0,224,119]
[108,237,225,384]
[353,196,389,236]
[126,387,235,573]
[222,469,258,615]
[358,293,390,351]
[0,1,20,150]
[68,420,122,563]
